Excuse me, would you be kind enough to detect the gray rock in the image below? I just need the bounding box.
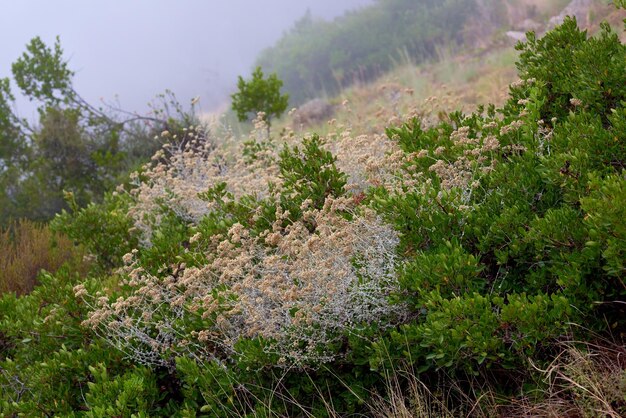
[292,99,335,127]
[506,31,528,42]
[517,18,542,32]
[547,0,592,30]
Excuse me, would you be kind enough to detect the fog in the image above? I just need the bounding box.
[0,0,373,118]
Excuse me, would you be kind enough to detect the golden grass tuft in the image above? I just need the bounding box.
[368,371,456,418]
[0,219,85,295]
[500,340,626,418]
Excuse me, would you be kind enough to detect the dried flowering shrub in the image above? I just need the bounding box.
[77,197,404,368]
[329,130,405,193]
[123,116,407,248]
[73,121,407,370]
[126,122,281,246]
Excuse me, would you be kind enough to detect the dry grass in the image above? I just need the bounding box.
[365,340,626,418]
[274,44,519,141]
[272,0,623,141]
[207,342,625,418]
[368,370,457,418]
[500,341,626,418]
[0,219,85,295]
[366,365,503,418]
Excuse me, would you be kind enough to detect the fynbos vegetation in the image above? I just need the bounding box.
[0,2,625,417]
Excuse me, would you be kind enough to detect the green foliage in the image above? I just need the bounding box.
[580,173,626,292]
[137,204,193,273]
[198,181,272,240]
[398,240,485,307]
[278,134,347,216]
[195,134,347,244]
[11,36,73,106]
[507,18,626,124]
[52,191,139,271]
[0,267,182,416]
[420,292,570,371]
[231,66,289,127]
[0,268,112,416]
[84,364,161,418]
[368,15,626,384]
[0,78,23,165]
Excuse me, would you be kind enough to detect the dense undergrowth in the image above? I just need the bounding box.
[1,14,625,417]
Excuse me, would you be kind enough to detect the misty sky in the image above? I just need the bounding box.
[1,0,372,118]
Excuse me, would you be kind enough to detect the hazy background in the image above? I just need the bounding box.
[0,0,372,118]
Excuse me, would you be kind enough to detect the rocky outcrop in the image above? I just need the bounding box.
[506,31,528,42]
[547,0,593,30]
[292,99,335,128]
[506,0,594,43]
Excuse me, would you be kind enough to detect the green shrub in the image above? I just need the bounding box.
[0,268,115,415]
[368,14,626,385]
[231,66,289,129]
[397,240,485,307]
[507,18,626,124]
[52,191,139,271]
[278,134,347,216]
[83,364,163,418]
[0,267,184,416]
[580,173,626,301]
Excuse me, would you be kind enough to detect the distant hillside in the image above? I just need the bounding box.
[255,0,482,105]
[255,0,580,106]
[260,0,622,139]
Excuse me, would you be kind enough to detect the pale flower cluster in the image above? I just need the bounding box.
[126,113,410,247]
[77,197,405,367]
[327,130,405,193]
[126,124,281,245]
[76,113,411,368]
[423,125,500,204]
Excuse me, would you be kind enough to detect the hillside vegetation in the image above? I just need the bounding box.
[255,0,577,105]
[1,2,625,417]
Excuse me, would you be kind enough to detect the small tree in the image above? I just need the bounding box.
[231,66,289,133]
[0,36,198,225]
